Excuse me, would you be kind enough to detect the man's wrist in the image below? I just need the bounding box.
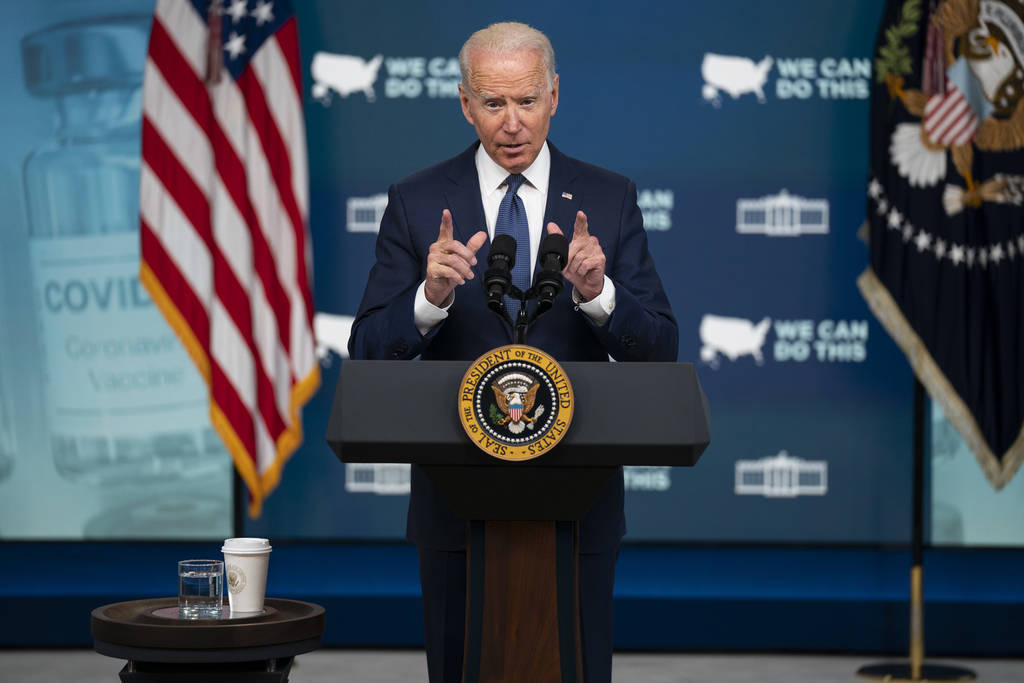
[424,283,454,308]
[573,286,600,304]
[574,276,616,325]
[414,281,452,335]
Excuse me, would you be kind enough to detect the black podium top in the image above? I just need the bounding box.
[328,360,710,467]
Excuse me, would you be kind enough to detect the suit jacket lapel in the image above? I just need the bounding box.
[444,142,489,281]
[540,141,582,280]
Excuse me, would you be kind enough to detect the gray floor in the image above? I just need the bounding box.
[3,650,1023,682]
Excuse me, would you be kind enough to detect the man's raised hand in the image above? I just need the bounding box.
[425,209,488,307]
[546,210,605,302]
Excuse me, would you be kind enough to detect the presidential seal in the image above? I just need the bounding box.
[226,564,246,595]
[458,345,574,461]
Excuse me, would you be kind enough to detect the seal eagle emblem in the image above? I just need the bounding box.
[491,373,544,434]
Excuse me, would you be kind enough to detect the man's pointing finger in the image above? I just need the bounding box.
[467,230,488,257]
[573,210,589,238]
[438,209,453,242]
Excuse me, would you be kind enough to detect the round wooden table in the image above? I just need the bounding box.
[91,597,325,682]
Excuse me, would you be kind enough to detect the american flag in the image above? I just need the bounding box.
[140,0,319,516]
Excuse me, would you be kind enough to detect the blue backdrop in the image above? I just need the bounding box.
[247,0,916,543]
[2,0,1024,657]
[1,0,1020,546]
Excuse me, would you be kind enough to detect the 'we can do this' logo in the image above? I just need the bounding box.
[311,52,461,104]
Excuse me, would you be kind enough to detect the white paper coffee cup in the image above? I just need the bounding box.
[221,537,272,613]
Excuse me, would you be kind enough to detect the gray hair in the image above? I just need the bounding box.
[459,22,556,91]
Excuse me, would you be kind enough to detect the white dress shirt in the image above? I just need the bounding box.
[414,142,615,334]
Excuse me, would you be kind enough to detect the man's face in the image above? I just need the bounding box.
[459,49,558,174]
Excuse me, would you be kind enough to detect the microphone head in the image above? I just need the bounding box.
[540,233,569,268]
[489,234,517,268]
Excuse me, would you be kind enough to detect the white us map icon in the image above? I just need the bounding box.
[701,53,774,106]
[311,52,384,104]
[699,314,772,368]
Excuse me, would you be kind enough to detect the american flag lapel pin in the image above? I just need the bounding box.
[561,191,573,200]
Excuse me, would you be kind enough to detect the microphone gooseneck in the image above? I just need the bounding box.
[484,234,517,307]
[482,232,567,342]
[534,233,569,308]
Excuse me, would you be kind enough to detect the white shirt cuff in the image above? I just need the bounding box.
[574,275,616,326]
[414,280,451,336]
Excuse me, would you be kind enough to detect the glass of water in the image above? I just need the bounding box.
[178,559,223,619]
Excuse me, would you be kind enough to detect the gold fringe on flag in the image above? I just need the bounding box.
[857,267,1024,490]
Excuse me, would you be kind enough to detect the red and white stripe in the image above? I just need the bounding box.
[140,1,318,515]
[924,80,979,147]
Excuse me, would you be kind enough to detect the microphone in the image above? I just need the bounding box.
[484,234,517,307]
[534,233,568,307]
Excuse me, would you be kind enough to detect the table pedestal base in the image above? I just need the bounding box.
[118,656,294,683]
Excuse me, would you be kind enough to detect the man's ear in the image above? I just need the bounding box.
[549,74,559,117]
[459,83,475,126]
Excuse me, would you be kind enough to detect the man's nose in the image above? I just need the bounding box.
[502,107,522,133]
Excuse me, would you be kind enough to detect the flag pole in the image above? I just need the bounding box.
[856,379,975,682]
[233,471,245,537]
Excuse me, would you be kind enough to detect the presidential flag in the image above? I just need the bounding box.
[859,0,1023,488]
[140,0,319,515]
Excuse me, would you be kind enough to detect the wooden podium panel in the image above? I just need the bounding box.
[466,521,580,683]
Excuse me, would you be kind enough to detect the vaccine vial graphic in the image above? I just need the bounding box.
[22,17,230,535]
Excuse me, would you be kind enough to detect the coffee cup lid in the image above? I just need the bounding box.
[221,537,272,554]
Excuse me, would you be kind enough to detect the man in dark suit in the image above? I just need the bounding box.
[349,21,677,683]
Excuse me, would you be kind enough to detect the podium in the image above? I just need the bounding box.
[327,360,710,683]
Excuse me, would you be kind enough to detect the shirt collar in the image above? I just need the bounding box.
[476,141,550,197]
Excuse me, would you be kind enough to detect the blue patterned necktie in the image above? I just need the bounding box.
[494,173,531,318]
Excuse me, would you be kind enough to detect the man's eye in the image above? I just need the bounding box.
[485,101,501,110]
[521,99,535,106]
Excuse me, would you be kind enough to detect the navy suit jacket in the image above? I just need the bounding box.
[349,141,677,552]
